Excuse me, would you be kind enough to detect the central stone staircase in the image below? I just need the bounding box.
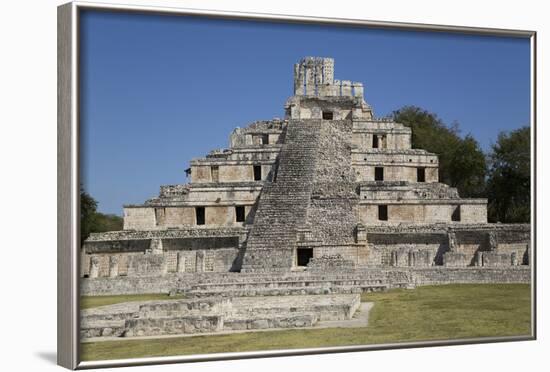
[241,119,323,272]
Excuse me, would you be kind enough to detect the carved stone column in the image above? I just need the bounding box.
[511,252,518,266]
[89,256,100,278]
[475,251,483,267]
[488,231,498,251]
[149,238,163,254]
[177,252,186,273]
[448,232,457,252]
[408,250,416,267]
[196,250,205,273]
[390,251,398,267]
[109,255,119,278]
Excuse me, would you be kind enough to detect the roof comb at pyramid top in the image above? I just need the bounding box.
[293,57,363,98]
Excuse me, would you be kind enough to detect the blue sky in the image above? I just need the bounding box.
[80,10,531,215]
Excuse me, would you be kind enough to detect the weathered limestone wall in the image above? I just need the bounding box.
[123,208,156,230]
[362,224,530,268]
[82,248,241,279]
[352,151,439,165]
[82,275,178,295]
[352,120,412,150]
[366,232,446,266]
[409,267,531,285]
[460,204,488,223]
[180,187,261,204]
[191,163,275,183]
[358,203,487,224]
[153,207,194,227]
[124,205,254,228]
[82,228,246,278]
[229,120,286,148]
[353,165,438,182]
[309,246,368,266]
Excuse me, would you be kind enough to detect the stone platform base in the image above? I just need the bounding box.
[81,294,361,340]
[81,267,530,297]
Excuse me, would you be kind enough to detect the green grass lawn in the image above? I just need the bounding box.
[80,284,531,361]
[81,293,184,310]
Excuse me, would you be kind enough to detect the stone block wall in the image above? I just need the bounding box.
[311,245,365,266]
[124,204,255,229]
[358,203,487,224]
[353,164,438,183]
[366,232,447,267]
[409,267,531,285]
[460,204,488,223]
[352,120,412,150]
[443,252,468,267]
[362,224,530,269]
[481,252,514,267]
[123,208,156,230]
[191,164,269,183]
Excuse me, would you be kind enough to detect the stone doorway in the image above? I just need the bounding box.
[297,248,313,266]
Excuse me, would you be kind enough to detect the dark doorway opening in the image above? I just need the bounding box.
[235,206,245,222]
[253,165,262,181]
[378,205,388,221]
[297,248,313,266]
[195,207,205,225]
[375,167,384,181]
[451,205,461,222]
[322,111,333,120]
[417,167,426,182]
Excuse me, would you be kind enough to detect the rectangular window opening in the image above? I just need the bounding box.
[378,205,388,221]
[322,111,333,120]
[261,134,269,145]
[417,167,426,182]
[235,206,246,222]
[253,165,262,181]
[297,248,314,266]
[372,135,379,148]
[452,205,461,222]
[195,207,205,225]
[375,167,384,181]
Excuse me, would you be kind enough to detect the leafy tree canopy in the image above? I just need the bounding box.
[486,126,530,223]
[80,186,123,244]
[392,106,487,197]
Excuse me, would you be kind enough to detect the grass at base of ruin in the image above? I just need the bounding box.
[81,293,184,309]
[81,284,531,361]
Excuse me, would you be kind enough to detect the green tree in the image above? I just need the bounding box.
[392,106,487,197]
[80,186,123,243]
[80,186,98,244]
[486,126,530,223]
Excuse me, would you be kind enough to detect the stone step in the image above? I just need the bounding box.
[189,278,386,291]
[224,312,318,331]
[186,284,387,298]
[80,320,126,339]
[80,294,363,340]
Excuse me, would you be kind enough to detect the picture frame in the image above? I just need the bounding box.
[57,1,536,369]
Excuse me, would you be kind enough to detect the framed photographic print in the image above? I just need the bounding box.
[57,1,536,369]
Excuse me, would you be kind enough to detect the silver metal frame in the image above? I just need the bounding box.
[57,1,537,369]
